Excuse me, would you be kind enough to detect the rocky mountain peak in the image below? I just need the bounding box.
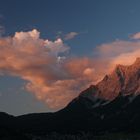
[80,57,140,102]
[134,57,140,65]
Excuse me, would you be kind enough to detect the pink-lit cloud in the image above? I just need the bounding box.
[95,40,140,70]
[0,29,140,110]
[130,32,140,40]
[64,32,78,40]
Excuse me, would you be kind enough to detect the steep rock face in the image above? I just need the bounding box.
[80,58,140,101]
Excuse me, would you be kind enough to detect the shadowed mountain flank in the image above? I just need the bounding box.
[1,58,140,137]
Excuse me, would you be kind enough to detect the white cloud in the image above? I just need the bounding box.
[64,32,78,40]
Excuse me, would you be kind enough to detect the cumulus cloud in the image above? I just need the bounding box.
[0,29,99,109]
[130,32,140,40]
[0,29,72,109]
[94,39,140,73]
[1,29,140,110]
[64,32,78,40]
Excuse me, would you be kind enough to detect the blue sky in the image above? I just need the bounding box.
[0,0,140,115]
[1,0,140,55]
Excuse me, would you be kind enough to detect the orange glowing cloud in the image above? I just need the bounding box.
[0,29,140,110]
[130,32,140,40]
[94,40,140,72]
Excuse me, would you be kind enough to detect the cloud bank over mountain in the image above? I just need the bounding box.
[0,29,140,109]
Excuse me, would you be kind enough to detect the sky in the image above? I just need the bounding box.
[1,0,140,115]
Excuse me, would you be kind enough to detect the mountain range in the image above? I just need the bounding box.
[1,58,140,137]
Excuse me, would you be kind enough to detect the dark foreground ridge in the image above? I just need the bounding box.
[1,94,140,139]
[1,58,140,139]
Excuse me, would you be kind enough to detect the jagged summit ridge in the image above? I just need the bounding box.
[80,57,140,102]
[134,57,140,65]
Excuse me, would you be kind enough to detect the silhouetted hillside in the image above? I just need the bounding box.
[2,58,140,138]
